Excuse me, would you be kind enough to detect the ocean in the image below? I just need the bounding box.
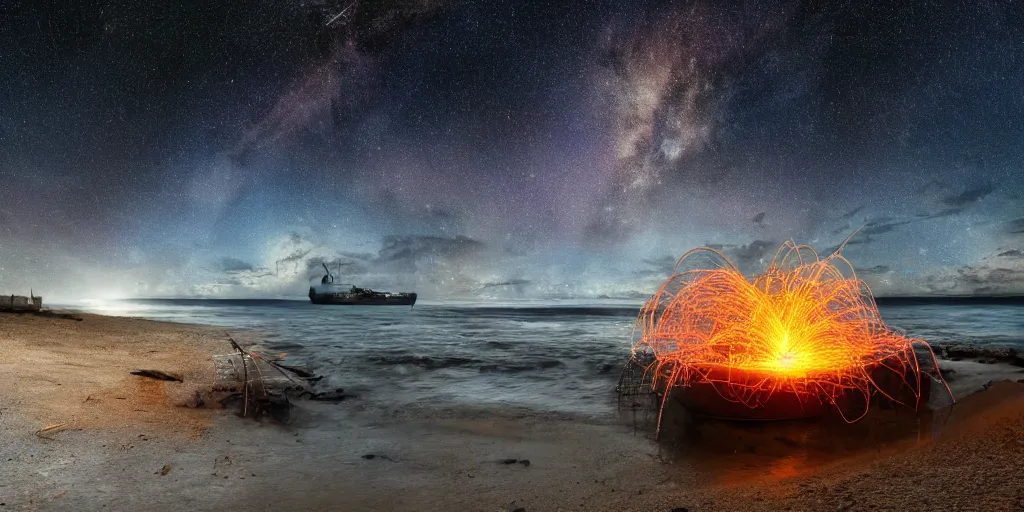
[61,299,1024,419]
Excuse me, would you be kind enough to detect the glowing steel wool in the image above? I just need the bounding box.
[632,240,953,429]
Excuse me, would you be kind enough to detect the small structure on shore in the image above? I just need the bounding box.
[0,291,42,312]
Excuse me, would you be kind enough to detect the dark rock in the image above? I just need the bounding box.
[512,508,526,512]
[499,458,530,467]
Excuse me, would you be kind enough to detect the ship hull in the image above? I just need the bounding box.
[309,292,417,306]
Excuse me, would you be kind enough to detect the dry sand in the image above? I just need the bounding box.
[1,312,1023,511]
[0,312,226,438]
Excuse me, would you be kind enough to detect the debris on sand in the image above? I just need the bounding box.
[31,310,83,321]
[361,454,397,462]
[499,459,531,467]
[130,370,184,382]
[212,335,345,423]
[35,422,70,439]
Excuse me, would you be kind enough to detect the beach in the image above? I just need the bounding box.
[2,311,1023,511]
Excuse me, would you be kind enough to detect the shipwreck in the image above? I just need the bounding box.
[308,263,417,306]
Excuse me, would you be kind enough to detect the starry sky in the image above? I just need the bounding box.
[1,0,1022,300]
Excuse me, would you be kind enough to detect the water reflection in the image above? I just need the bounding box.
[634,399,954,487]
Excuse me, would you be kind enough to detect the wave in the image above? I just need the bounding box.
[367,354,480,369]
[478,360,566,373]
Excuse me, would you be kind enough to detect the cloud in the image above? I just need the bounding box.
[858,265,892,275]
[916,208,964,220]
[376,235,486,263]
[839,205,865,221]
[704,239,777,273]
[942,183,994,208]
[894,247,1024,296]
[635,255,678,278]
[217,257,254,272]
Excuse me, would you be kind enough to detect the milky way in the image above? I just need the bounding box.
[1,0,1022,300]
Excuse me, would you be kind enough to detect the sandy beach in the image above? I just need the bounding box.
[2,312,1023,511]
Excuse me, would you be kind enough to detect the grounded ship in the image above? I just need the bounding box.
[308,263,417,306]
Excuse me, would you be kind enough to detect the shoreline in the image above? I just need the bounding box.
[1,310,1023,511]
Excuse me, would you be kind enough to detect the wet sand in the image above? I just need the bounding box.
[1,312,1023,511]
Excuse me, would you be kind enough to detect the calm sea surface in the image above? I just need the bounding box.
[60,299,1024,418]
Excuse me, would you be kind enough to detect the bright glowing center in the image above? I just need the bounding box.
[777,351,796,369]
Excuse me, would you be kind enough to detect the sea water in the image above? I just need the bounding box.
[61,299,1024,418]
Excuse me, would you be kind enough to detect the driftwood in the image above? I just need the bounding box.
[130,370,184,382]
[35,422,70,439]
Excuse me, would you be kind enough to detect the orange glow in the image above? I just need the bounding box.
[632,239,953,430]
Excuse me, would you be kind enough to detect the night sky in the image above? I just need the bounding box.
[1,0,1022,300]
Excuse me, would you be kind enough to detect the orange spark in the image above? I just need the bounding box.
[632,240,953,431]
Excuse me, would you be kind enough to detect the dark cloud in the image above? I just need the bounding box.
[857,265,892,275]
[705,240,776,272]
[274,234,315,265]
[1007,218,1024,234]
[942,183,994,208]
[861,217,914,236]
[634,256,679,278]
[217,257,254,272]
[919,262,1024,296]
[839,206,865,221]
[830,223,854,237]
[916,208,964,220]
[377,235,485,263]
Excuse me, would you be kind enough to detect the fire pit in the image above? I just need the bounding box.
[630,239,951,432]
